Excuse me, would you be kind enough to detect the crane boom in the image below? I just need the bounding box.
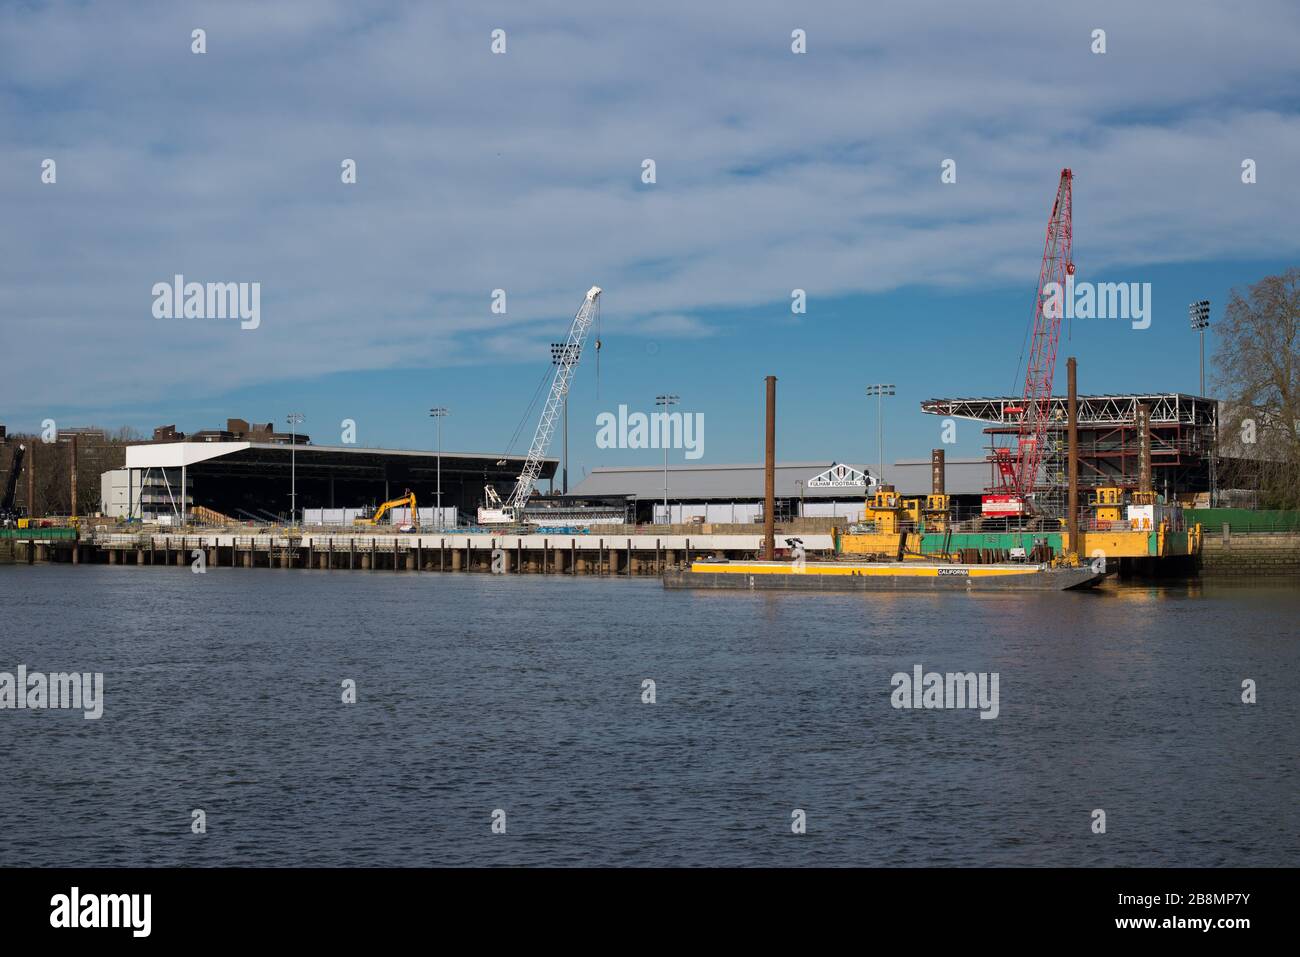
[1,443,25,522]
[479,285,601,524]
[986,169,1073,517]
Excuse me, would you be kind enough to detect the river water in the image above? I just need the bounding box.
[1,564,1295,867]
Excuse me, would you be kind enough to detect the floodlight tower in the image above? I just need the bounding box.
[1189,299,1211,396]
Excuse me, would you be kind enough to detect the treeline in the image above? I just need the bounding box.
[0,427,143,517]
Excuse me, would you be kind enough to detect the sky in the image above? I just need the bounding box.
[2,0,1298,481]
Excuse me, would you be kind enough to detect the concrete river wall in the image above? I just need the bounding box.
[1199,528,1300,576]
[8,530,837,574]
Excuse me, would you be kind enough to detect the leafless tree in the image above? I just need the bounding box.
[1213,268,1300,509]
[2,426,136,517]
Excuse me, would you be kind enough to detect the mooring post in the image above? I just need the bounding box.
[69,434,78,523]
[763,374,777,561]
[26,441,35,527]
[1067,357,1080,561]
[1137,402,1153,496]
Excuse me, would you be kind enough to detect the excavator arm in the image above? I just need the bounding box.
[355,491,418,527]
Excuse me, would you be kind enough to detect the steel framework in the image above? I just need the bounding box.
[923,393,1216,427]
[922,393,1218,498]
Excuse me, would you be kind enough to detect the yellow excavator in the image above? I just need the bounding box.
[353,490,418,528]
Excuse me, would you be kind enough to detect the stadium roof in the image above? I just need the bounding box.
[124,442,556,478]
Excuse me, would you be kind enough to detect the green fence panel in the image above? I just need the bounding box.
[0,527,78,540]
[1184,509,1300,532]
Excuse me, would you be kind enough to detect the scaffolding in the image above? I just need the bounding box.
[921,393,1218,508]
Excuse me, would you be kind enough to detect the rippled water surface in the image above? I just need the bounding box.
[1,564,1296,866]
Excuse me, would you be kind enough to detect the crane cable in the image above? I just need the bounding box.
[502,362,554,460]
[504,294,600,457]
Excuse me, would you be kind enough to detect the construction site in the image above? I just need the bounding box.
[1,170,1291,580]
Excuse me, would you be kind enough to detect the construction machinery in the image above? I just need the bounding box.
[983,169,1074,520]
[922,492,951,533]
[478,285,602,525]
[354,490,418,528]
[1,443,24,527]
[1089,486,1126,525]
[862,486,909,534]
[838,486,910,560]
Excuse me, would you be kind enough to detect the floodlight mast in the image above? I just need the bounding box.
[478,286,602,524]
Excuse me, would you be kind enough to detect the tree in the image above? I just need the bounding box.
[2,426,133,518]
[1213,268,1300,509]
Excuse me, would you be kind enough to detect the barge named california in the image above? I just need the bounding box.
[663,559,1102,592]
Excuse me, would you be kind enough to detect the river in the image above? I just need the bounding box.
[1,565,1295,866]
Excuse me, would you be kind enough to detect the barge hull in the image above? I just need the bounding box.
[664,562,1102,592]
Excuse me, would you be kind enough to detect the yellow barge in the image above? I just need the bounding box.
[664,559,1102,592]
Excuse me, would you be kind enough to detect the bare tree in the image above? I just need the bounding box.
[1213,268,1300,509]
[110,426,146,443]
[2,426,134,518]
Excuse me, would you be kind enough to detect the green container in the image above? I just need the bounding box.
[917,531,1065,555]
[0,527,78,540]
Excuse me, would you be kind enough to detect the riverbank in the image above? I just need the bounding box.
[1199,529,1300,575]
[5,524,1299,579]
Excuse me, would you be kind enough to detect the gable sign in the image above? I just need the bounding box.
[806,463,869,488]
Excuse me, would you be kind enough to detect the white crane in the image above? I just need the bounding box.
[478,285,602,524]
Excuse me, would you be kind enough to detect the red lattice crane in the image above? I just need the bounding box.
[984,168,1074,518]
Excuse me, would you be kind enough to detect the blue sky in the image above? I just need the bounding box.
[2,1,1298,479]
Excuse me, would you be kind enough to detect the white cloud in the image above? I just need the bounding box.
[1,0,1298,414]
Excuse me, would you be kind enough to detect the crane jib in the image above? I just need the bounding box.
[489,286,602,523]
[1001,169,1073,506]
